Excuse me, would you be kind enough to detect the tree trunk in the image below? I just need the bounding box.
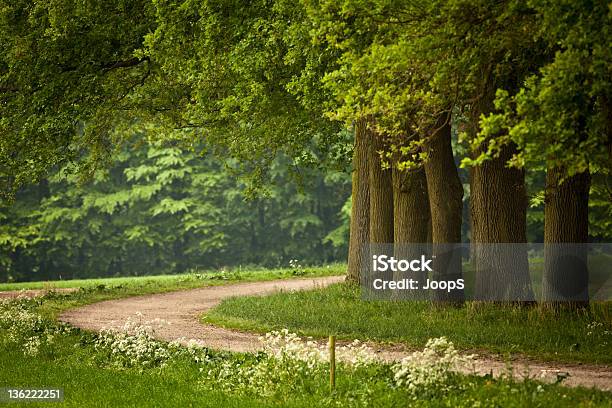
[392,165,430,299]
[369,131,394,244]
[424,116,463,245]
[542,167,590,311]
[470,142,533,302]
[346,118,371,283]
[423,115,464,303]
[392,167,430,244]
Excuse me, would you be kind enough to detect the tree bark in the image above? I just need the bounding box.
[542,167,590,311]
[467,80,533,303]
[392,167,430,244]
[346,118,371,283]
[423,115,465,303]
[369,131,394,244]
[470,142,533,302]
[424,116,463,245]
[392,165,430,300]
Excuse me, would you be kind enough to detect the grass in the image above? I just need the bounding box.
[204,283,612,365]
[0,344,271,408]
[0,274,211,291]
[1,267,610,407]
[1,321,610,408]
[3,336,610,408]
[0,264,345,291]
[0,265,345,319]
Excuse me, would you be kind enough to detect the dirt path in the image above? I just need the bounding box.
[59,276,612,391]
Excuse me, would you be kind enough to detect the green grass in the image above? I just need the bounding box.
[0,274,210,291]
[1,267,610,407]
[1,326,610,407]
[0,265,345,319]
[0,264,345,291]
[205,283,612,364]
[0,344,271,408]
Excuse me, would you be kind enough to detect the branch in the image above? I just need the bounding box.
[58,56,150,73]
[101,56,150,71]
[0,85,18,93]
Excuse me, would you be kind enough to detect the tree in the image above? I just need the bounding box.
[0,0,155,199]
[434,0,541,302]
[306,1,449,285]
[346,119,371,283]
[306,0,538,301]
[0,136,351,282]
[479,0,612,308]
[141,0,344,192]
[0,0,347,199]
[2,0,609,305]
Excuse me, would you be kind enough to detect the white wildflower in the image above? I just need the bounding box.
[392,337,474,394]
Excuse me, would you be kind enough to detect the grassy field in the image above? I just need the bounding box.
[2,290,610,407]
[0,265,344,320]
[0,345,270,408]
[0,264,344,291]
[3,332,610,408]
[0,274,211,291]
[205,283,612,364]
[1,267,611,406]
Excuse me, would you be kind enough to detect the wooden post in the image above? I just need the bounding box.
[329,335,336,392]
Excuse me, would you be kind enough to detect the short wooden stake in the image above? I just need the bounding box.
[329,335,336,392]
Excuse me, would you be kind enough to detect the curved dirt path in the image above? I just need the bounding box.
[60,277,343,353]
[59,276,612,391]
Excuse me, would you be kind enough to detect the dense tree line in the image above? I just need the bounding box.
[0,1,610,308]
[0,140,351,281]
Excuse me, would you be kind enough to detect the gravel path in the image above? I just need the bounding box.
[60,277,343,353]
[58,276,612,390]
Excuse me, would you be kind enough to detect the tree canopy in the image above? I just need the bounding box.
[0,0,610,306]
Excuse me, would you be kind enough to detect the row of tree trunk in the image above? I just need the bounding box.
[346,115,591,309]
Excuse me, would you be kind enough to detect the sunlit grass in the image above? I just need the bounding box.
[1,265,345,320]
[1,266,610,406]
[0,264,345,290]
[205,283,612,364]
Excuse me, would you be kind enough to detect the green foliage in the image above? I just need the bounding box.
[305,0,610,235]
[589,172,612,240]
[1,0,610,268]
[305,1,545,170]
[0,142,350,282]
[0,0,155,197]
[324,196,352,248]
[137,0,347,190]
[0,0,349,199]
[476,0,611,177]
